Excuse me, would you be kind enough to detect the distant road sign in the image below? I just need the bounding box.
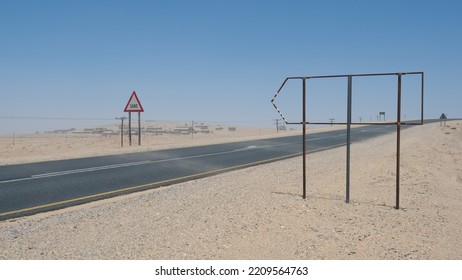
[439,113,447,120]
[124,91,144,112]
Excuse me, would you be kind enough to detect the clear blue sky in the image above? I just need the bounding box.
[1,0,461,134]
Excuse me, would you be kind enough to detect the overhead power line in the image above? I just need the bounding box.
[0,115,114,121]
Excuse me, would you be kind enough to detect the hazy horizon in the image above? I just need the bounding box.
[2,1,461,135]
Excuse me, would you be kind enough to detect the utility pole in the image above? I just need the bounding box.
[273,119,281,133]
[191,120,194,140]
[116,116,127,147]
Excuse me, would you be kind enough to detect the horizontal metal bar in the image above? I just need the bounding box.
[402,123,423,125]
[286,72,423,80]
[285,121,423,126]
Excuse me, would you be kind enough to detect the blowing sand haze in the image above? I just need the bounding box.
[0,121,461,259]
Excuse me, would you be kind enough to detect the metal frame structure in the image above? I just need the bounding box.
[271,72,424,209]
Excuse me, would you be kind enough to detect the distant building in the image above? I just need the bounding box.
[174,127,193,135]
[145,127,164,134]
[196,125,210,133]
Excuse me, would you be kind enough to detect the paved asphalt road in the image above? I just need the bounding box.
[0,122,435,220]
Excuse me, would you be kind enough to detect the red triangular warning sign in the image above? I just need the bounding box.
[124,91,144,112]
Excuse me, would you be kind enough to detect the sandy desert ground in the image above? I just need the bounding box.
[0,120,461,259]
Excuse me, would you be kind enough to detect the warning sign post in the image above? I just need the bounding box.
[124,91,144,146]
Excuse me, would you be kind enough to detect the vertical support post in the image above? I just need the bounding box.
[346,76,352,203]
[396,73,402,210]
[128,112,132,146]
[138,112,141,146]
[421,72,425,125]
[116,117,126,147]
[302,78,307,199]
[121,118,124,147]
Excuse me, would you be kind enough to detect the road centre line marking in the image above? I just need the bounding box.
[31,160,152,178]
[0,126,390,185]
[0,127,386,185]
[0,141,299,185]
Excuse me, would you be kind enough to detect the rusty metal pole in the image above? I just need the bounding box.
[396,73,402,209]
[302,78,307,199]
[421,72,425,124]
[116,117,126,147]
[138,112,141,146]
[346,76,352,203]
[128,112,132,146]
[121,117,124,147]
